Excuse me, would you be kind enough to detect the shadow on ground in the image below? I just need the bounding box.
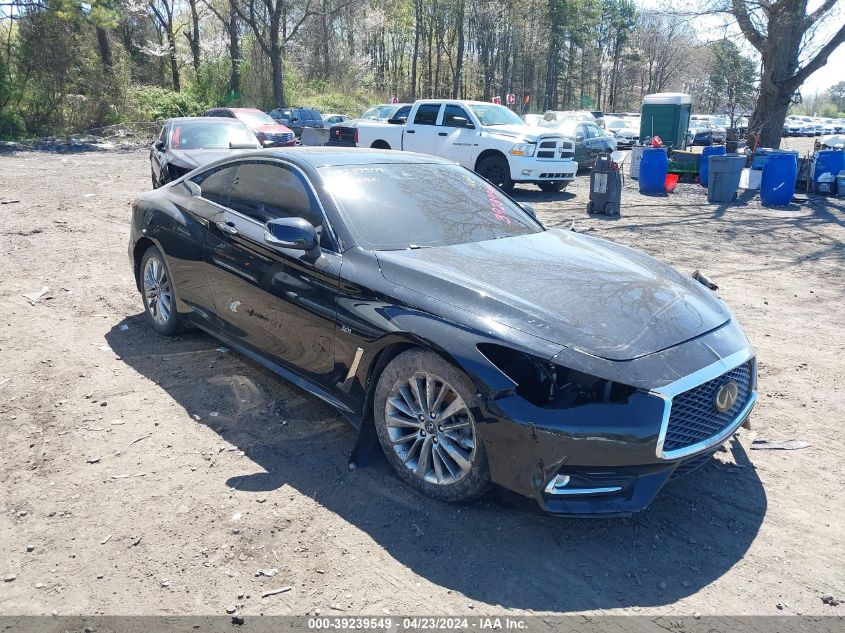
[106,318,766,613]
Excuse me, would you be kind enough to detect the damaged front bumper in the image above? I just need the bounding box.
[478,348,757,517]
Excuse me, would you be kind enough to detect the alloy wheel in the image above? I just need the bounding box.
[384,372,477,485]
[142,256,172,326]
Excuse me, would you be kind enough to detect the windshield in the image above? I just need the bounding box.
[469,104,525,126]
[605,119,626,129]
[234,111,276,126]
[320,163,543,250]
[542,118,577,135]
[168,121,258,149]
[362,105,397,120]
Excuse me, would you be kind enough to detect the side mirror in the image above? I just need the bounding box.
[521,202,537,218]
[387,117,405,125]
[576,135,584,142]
[154,140,165,151]
[264,217,317,250]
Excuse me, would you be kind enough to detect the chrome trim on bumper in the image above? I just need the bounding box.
[651,348,756,461]
[544,482,624,496]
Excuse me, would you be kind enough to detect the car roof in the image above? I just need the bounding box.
[165,116,245,125]
[226,147,451,169]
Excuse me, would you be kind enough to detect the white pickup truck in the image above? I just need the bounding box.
[346,99,578,192]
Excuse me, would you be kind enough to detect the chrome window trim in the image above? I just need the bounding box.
[650,348,756,461]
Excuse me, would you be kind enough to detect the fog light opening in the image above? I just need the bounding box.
[521,169,533,176]
[547,474,570,492]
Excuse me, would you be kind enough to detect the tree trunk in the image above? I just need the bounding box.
[410,0,421,100]
[452,0,464,98]
[271,38,285,107]
[228,1,241,98]
[168,27,180,91]
[95,26,112,68]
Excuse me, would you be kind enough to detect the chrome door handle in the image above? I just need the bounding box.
[216,221,238,235]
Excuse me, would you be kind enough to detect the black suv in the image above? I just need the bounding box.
[268,107,323,137]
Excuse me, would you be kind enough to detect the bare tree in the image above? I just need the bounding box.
[729,0,845,147]
[148,0,180,90]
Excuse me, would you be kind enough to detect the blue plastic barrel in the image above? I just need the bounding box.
[699,145,726,188]
[752,148,798,171]
[813,150,845,192]
[760,153,798,206]
[639,148,669,194]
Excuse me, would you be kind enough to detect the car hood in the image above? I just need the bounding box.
[481,124,569,142]
[376,229,730,362]
[166,149,245,169]
[253,123,293,134]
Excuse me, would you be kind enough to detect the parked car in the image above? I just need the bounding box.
[819,134,845,149]
[540,114,617,168]
[341,99,578,192]
[799,117,816,136]
[322,113,351,128]
[783,118,802,136]
[129,146,758,516]
[543,110,596,124]
[360,103,412,122]
[689,123,726,146]
[834,119,845,133]
[268,107,325,137]
[820,118,836,135]
[603,115,639,148]
[149,117,260,188]
[523,113,544,127]
[205,107,295,147]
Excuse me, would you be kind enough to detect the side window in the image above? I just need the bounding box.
[291,109,302,122]
[575,124,587,140]
[159,125,167,145]
[309,110,322,122]
[393,105,411,121]
[227,161,331,248]
[585,125,600,139]
[413,104,441,126]
[192,164,239,208]
[442,105,472,128]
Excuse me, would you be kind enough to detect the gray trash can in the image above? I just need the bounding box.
[707,154,746,203]
[587,153,622,216]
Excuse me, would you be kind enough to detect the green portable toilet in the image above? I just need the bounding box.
[640,93,692,150]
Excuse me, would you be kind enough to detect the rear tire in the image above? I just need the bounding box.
[139,245,186,336]
[538,181,566,192]
[476,155,514,192]
[373,349,491,502]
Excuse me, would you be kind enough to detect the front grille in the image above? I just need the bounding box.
[536,136,575,162]
[265,132,295,145]
[663,362,753,453]
[539,172,572,179]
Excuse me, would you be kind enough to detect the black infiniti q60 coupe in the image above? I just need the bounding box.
[128,147,757,517]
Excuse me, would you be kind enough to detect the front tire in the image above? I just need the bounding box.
[373,349,491,502]
[476,155,514,192]
[538,181,567,192]
[140,245,184,336]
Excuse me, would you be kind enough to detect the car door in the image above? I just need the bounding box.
[402,103,441,154]
[435,104,477,168]
[203,159,341,383]
[151,123,168,183]
[289,109,304,136]
[163,163,240,322]
[574,124,589,166]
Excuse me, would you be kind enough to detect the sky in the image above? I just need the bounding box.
[636,0,844,96]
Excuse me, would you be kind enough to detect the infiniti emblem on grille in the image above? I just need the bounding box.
[714,380,739,412]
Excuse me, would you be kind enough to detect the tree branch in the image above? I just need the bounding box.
[731,0,765,52]
[784,23,845,89]
[806,0,838,26]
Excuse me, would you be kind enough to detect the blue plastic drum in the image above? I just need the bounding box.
[760,153,798,206]
[699,145,726,188]
[639,148,669,194]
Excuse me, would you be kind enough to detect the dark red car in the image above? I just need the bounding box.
[205,107,295,147]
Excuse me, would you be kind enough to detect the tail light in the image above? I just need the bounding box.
[354,128,359,145]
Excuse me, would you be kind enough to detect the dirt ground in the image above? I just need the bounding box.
[0,137,843,618]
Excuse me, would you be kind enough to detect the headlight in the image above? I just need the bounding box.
[478,343,637,409]
[509,143,536,157]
